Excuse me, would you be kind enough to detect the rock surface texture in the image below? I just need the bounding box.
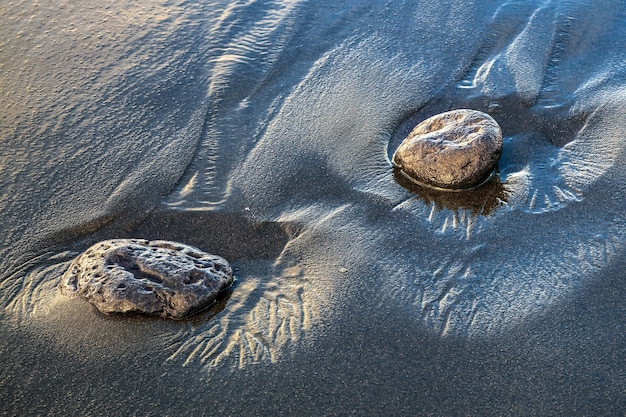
[59,239,234,319]
[392,109,503,190]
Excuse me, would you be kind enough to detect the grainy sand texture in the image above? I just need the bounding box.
[1,1,625,415]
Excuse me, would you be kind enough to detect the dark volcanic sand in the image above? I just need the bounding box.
[1,1,625,416]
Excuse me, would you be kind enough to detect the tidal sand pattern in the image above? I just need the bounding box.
[1,1,625,416]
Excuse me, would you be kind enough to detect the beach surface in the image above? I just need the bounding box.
[1,1,625,415]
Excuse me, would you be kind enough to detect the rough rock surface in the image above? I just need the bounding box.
[59,239,234,319]
[392,109,503,190]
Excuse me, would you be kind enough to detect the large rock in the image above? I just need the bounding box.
[59,239,234,319]
[392,109,503,190]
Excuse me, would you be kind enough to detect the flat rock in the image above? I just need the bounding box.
[392,109,503,190]
[59,239,234,319]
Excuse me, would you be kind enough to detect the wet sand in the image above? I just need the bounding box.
[1,1,625,415]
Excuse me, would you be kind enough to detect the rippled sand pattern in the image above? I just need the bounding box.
[1,0,625,415]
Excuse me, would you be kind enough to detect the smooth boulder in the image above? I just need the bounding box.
[59,239,233,319]
[392,109,503,190]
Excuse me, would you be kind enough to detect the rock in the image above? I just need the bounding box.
[59,239,234,319]
[392,109,502,190]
